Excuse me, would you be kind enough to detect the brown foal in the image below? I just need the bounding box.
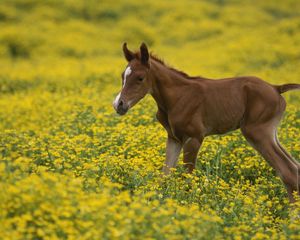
[113,42,300,202]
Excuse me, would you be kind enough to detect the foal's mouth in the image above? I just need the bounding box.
[116,106,128,115]
[116,109,127,115]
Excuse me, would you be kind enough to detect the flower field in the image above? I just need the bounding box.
[0,0,300,239]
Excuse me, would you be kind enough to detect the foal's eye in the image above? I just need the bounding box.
[138,77,144,81]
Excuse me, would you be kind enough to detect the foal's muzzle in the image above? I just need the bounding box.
[115,100,128,115]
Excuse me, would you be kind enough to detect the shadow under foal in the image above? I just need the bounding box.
[113,42,300,202]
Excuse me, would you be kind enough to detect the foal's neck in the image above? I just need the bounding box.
[149,59,189,112]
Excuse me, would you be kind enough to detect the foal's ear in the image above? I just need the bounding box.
[140,42,149,67]
[123,42,135,62]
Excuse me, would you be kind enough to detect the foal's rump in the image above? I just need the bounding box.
[239,76,288,126]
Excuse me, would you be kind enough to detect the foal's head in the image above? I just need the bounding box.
[113,43,151,115]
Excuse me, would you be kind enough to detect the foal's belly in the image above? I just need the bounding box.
[206,118,242,135]
[202,91,246,135]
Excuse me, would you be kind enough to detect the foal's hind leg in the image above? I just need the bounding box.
[242,124,299,202]
[275,132,300,195]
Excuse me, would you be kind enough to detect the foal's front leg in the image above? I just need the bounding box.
[162,136,182,174]
[183,138,202,173]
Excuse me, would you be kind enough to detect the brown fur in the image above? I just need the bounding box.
[114,43,300,202]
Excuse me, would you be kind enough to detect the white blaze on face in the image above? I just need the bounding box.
[123,66,132,87]
[113,66,132,110]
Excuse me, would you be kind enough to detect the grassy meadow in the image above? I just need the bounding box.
[0,0,300,239]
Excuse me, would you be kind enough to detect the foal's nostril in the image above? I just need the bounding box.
[119,100,123,107]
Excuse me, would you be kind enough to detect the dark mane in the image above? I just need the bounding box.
[149,53,201,80]
[134,51,201,80]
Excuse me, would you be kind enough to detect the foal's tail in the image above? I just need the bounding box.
[274,83,300,94]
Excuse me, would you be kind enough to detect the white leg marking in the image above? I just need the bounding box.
[163,137,182,174]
